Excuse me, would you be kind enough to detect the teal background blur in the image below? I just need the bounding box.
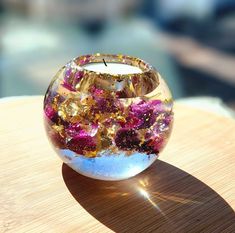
[1,0,235,106]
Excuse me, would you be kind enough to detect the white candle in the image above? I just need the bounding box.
[83,63,142,75]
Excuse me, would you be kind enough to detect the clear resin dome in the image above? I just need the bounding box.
[44,54,173,180]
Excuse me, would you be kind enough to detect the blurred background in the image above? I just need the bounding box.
[1,0,235,112]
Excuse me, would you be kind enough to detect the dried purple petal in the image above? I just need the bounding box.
[150,137,164,153]
[44,105,59,124]
[62,82,76,91]
[138,137,163,155]
[44,105,55,119]
[65,123,98,154]
[128,100,157,129]
[90,86,105,96]
[115,128,140,150]
[67,135,96,154]
[65,67,72,77]
[163,113,173,125]
[74,70,84,84]
[92,97,119,113]
[62,68,84,91]
[119,112,142,128]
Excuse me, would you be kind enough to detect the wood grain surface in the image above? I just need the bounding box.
[0,96,235,233]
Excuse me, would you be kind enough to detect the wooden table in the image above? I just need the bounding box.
[1,96,235,233]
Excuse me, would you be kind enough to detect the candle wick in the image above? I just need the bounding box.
[103,59,107,67]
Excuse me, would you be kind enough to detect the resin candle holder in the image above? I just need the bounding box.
[44,54,174,180]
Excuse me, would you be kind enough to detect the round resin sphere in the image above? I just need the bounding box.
[44,54,173,180]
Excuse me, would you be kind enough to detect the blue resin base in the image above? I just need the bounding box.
[58,149,158,180]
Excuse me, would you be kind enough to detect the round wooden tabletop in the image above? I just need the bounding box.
[0,96,235,233]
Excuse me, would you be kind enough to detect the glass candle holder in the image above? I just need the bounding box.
[44,54,173,180]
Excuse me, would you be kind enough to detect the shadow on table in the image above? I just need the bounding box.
[62,160,235,233]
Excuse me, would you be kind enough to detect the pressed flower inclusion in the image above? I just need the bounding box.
[44,54,173,180]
